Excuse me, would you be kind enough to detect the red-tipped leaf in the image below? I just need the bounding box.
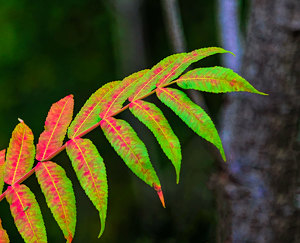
[100,117,163,202]
[157,87,226,161]
[99,70,149,118]
[4,121,35,185]
[6,184,47,243]
[35,161,76,242]
[129,100,181,183]
[153,183,165,208]
[36,95,74,161]
[66,138,107,238]
[68,81,120,139]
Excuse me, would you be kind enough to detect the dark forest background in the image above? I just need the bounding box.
[0,0,299,242]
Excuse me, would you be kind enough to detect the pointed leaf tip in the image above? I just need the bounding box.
[153,184,165,208]
[227,50,235,56]
[98,213,105,238]
[67,233,73,243]
[18,118,24,123]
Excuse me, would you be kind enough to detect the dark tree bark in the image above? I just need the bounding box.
[217,0,300,242]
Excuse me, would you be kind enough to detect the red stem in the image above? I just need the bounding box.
[0,84,165,202]
[0,167,36,201]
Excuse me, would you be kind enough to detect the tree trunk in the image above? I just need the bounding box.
[109,0,147,76]
[218,0,300,242]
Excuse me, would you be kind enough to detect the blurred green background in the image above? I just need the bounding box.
[0,0,246,242]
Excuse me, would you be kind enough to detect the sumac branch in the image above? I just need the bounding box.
[0,47,266,242]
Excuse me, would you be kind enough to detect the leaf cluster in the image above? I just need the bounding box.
[0,47,265,242]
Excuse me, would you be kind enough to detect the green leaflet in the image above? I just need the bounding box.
[35,161,76,242]
[129,100,182,183]
[66,138,108,238]
[176,66,267,95]
[6,184,47,243]
[99,69,149,118]
[156,87,226,161]
[68,81,120,139]
[155,47,233,87]
[100,117,165,206]
[129,53,185,101]
[129,47,232,101]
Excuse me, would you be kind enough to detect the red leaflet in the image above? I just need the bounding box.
[0,149,6,193]
[35,161,76,242]
[99,70,149,118]
[36,95,74,161]
[4,121,35,185]
[0,218,9,243]
[6,184,47,243]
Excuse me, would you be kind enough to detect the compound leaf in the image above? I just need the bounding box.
[100,117,165,207]
[0,149,6,193]
[66,138,107,238]
[177,66,267,95]
[4,121,35,185]
[35,161,76,242]
[68,81,120,139]
[157,87,226,161]
[0,218,9,243]
[6,184,47,243]
[99,70,149,119]
[129,100,181,183]
[36,95,74,161]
